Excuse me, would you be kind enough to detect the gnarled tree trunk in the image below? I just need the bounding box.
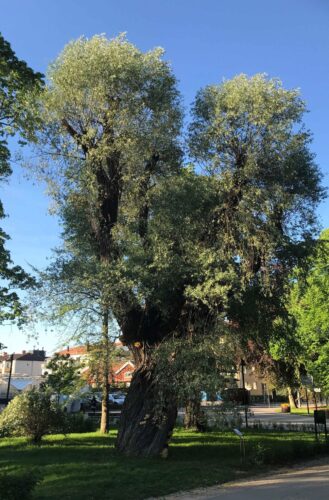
[116,361,177,457]
[184,399,206,431]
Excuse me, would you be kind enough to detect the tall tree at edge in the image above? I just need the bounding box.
[0,33,42,332]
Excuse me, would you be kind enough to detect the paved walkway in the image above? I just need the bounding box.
[248,406,314,426]
[162,458,329,499]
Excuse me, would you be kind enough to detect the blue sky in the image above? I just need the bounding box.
[1,0,329,353]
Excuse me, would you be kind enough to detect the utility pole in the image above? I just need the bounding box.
[313,390,318,411]
[266,383,271,408]
[5,353,14,405]
[305,387,310,414]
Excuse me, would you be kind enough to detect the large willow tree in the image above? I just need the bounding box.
[33,34,324,456]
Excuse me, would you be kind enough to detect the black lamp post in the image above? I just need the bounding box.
[5,353,14,405]
[240,359,248,428]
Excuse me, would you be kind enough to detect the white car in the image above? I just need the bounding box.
[108,393,126,406]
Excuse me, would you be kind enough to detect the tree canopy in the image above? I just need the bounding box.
[188,74,324,351]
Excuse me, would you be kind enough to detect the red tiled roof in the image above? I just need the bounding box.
[112,361,135,374]
[84,360,135,385]
[58,342,125,357]
[58,346,88,356]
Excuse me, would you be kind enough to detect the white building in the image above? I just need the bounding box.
[0,350,47,401]
[0,350,46,377]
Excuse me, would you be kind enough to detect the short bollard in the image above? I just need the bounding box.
[233,428,245,463]
[314,410,327,441]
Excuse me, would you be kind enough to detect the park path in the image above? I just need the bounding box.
[159,457,329,500]
[248,405,314,426]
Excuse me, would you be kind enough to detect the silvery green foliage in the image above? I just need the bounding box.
[185,74,325,378]
[29,33,183,336]
[188,74,324,294]
[38,33,182,210]
[152,332,237,415]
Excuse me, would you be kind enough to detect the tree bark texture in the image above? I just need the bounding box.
[116,361,177,457]
[184,399,206,431]
[184,400,199,429]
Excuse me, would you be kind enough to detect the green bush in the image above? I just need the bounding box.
[249,442,269,465]
[0,469,41,500]
[206,403,243,430]
[65,413,97,433]
[0,388,65,443]
[248,437,329,466]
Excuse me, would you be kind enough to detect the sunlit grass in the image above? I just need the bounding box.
[1,429,328,499]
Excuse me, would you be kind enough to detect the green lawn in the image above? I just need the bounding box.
[1,429,328,499]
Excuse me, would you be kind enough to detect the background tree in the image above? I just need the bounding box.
[0,33,42,329]
[30,248,120,432]
[43,352,83,402]
[289,228,329,396]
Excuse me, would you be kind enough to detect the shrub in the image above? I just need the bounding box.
[247,437,329,466]
[206,403,243,430]
[249,442,269,465]
[0,469,41,500]
[65,413,97,433]
[0,388,65,443]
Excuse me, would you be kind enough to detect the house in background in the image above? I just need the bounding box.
[0,350,46,402]
[58,340,127,362]
[0,377,43,400]
[0,350,46,377]
[57,345,89,362]
[235,364,275,403]
[110,360,135,387]
[57,343,135,388]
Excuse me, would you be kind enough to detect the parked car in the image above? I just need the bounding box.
[80,393,102,413]
[108,392,125,407]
